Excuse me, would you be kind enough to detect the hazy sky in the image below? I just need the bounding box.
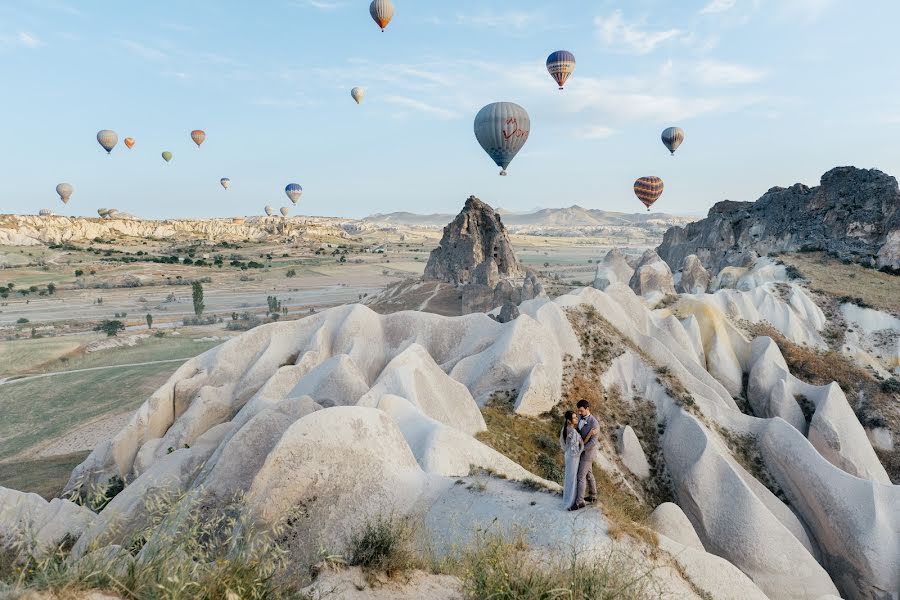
[1,0,899,219]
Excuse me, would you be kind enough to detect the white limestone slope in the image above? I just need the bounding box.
[0,263,896,599]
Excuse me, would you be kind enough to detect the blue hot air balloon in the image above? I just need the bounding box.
[285,183,303,204]
[473,102,531,176]
[661,127,685,155]
[546,51,576,90]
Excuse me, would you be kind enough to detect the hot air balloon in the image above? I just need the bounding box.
[546,50,576,90]
[191,130,206,148]
[351,87,365,104]
[285,183,303,204]
[97,130,118,154]
[56,183,74,205]
[97,208,109,218]
[661,127,684,155]
[264,205,274,217]
[634,176,664,211]
[162,151,173,163]
[280,207,290,217]
[473,102,530,176]
[124,137,135,149]
[369,0,394,31]
[107,209,119,219]
[220,178,231,190]
[39,209,53,217]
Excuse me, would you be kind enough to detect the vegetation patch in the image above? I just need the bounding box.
[346,514,421,578]
[716,426,788,503]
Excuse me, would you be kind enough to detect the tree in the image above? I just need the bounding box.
[74,269,84,277]
[285,268,297,278]
[95,320,125,337]
[47,282,56,295]
[191,281,205,318]
[146,313,153,329]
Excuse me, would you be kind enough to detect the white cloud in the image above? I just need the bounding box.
[775,0,834,20]
[577,125,616,140]
[1,31,42,48]
[594,10,684,55]
[699,0,737,15]
[383,95,459,120]
[693,60,767,85]
[120,39,167,60]
[454,10,541,30]
[304,0,345,10]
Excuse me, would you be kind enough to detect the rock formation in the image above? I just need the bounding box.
[593,248,635,290]
[424,195,524,286]
[657,166,900,273]
[677,254,711,294]
[628,249,676,299]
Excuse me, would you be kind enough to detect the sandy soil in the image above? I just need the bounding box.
[8,410,134,462]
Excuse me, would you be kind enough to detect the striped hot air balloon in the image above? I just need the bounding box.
[124,137,135,149]
[546,50,576,90]
[98,208,110,218]
[634,176,664,211]
[191,130,206,148]
[285,183,303,204]
[39,209,53,217]
[661,127,684,155]
[97,130,118,154]
[474,102,530,176]
[56,183,74,205]
[280,207,290,217]
[351,87,365,104]
[220,178,231,190]
[162,151,173,163]
[369,0,394,31]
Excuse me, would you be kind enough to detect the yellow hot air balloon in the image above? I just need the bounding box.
[162,151,173,163]
[191,130,206,148]
[124,137,135,149]
[634,176,664,211]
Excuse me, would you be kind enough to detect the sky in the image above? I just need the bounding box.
[1,0,899,219]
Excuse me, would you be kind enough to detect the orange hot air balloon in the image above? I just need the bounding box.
[633,176,664,211]
[191,130,206,148]
[124,137,135,149]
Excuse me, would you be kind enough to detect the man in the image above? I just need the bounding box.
[570,399,599,510]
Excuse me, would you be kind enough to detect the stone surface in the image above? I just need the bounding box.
[677,254,711,294]
[649,502,704,551]
[424,195,524,286]
[593,248,635,290]
[494,300,520,323]
[302,566,463,600]
[616,425,651,478]
[628,249,676,299]
[658,166,900,273]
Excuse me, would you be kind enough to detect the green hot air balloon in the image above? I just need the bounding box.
[96,130,118,154]
[661,127,685,155]
[474,102,530,176]
[161,151,173,163]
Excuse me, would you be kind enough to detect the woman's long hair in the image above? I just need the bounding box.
[560,409,576,441]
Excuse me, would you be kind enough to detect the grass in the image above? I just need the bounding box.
[0,362,180,461]
[776,251,899,316]
[0,451,90,500]
[345,514,421,577]
[0,337,85,377]
[452,532,663,600]
[36,336,221,373]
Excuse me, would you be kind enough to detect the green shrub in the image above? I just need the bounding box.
[346,514,419,576]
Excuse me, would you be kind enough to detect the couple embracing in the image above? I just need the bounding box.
[559,399,599,511]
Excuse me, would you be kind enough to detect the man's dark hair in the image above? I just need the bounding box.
[576,399,590,409]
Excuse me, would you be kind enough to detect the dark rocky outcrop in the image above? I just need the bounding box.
[657,167,900,274]
[425,195,523,286]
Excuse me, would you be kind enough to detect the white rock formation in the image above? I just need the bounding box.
[677,254,711,294]
[628,249,677,300]
[617,425,651,478]
[593,248,635,290]
[649,502,704,551]
[0,487,95,553]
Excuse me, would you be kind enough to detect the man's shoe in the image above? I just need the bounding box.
[585,496,596,504]
[567,502,586,511]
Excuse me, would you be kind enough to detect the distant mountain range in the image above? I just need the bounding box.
[364,205,697,228]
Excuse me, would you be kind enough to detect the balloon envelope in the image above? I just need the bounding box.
[264,205,274,216]
[351,87,365,104]
[661,127,684,155]
[369,0,394,31]
[96,130,118,154]
[280,207,290,217]
[546,50,576,90]
[220,178,231,190]
[191,130,206,147]
[124,137,135,149]
[634,176,664,211]
[98,208,109,217]
[162,151,173,163]
[39,209,53,216]
[56,183,74,204]
[473,102,530,176]
[285,183,303,204]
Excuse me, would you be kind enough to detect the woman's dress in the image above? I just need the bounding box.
[560,426,584,509]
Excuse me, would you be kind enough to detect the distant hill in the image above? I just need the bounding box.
[364,205,694,229]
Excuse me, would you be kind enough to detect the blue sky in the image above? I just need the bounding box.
[1,0,899,219]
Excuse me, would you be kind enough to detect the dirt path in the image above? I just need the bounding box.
[0,358,189,386]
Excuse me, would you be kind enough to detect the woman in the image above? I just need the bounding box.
[559,409,584,510]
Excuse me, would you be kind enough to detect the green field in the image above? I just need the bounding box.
[0,451,90,499]
[0,336,86,377]
[0,362,185,462]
